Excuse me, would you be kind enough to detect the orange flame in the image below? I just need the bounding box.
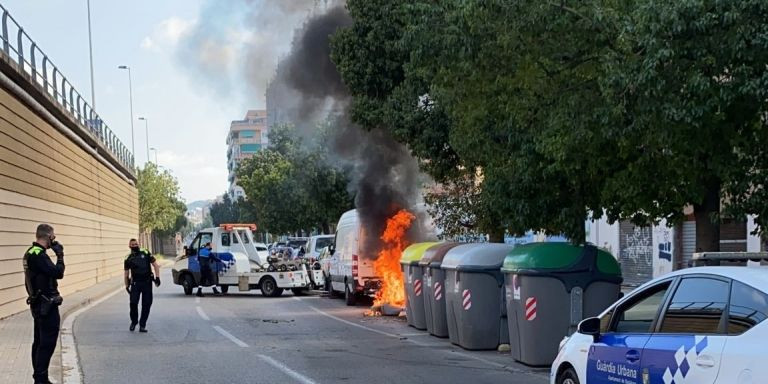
[373,209,415,308]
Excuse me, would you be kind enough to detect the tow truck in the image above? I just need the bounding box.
[172,224,312,297]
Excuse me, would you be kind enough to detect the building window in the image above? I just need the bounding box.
[240,130,255,138]
[240,144,261,153]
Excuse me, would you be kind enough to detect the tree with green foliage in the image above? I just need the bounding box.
[209,194,240,227]
[333,0,768,249]
[597,0,768,250]
[332,0,608,241]
[137,163,186,233]
[237,124,353,235]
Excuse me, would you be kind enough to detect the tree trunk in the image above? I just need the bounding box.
[570,220,587,246]
[694,183,721,253]
[488,228,505,243]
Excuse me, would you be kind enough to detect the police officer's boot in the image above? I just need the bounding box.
[213,287,221,295]
[196,287,203,297]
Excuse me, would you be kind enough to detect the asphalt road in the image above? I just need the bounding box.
[74,269,549,384]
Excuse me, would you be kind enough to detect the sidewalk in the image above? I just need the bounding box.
[0,260,172,383]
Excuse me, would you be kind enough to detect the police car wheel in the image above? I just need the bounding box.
[557,367,579,384]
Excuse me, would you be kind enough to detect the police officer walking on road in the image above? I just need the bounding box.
[124,239,160,332]
[197,242,220,297]
[23,224,65,384]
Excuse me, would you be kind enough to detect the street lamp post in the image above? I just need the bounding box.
[86,0,96,108]
[138,117,149,164]
[150,147,158,166]
[117,65,135,160]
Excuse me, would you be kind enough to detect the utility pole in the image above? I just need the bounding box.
[118,66,135,159]
[87,0,96,108]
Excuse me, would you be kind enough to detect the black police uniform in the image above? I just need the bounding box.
[124,248,155,329]
[23,242,65,384]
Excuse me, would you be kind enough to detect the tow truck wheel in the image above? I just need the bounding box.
[557,367,579,384]
[219,285,229,294]
[344,282,357,306]
[181,274,195,296]
[260,276,283,297]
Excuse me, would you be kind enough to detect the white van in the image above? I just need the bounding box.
[327,209,378,305]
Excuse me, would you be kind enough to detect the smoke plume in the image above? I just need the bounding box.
[271,5,432,257]
[176,0,321,103]
[178,1,433,256]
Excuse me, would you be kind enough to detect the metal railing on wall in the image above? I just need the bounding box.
[0,4,134,171]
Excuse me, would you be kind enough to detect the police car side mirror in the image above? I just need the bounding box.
[577,317,601,342]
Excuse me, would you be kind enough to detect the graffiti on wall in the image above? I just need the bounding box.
[652,221,675,277]
[621,227,653,266]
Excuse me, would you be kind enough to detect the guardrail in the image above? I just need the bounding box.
[0,3,134,170]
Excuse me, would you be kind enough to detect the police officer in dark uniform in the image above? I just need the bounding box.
[124,239,160,332]
[23,224,65,384]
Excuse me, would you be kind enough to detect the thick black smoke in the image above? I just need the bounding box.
[271,5,431,257]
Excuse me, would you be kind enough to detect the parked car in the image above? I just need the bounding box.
[317,246,332,289]
[304,234,334,260]
[327,209,379,305]
[551,264,768,384]
[286,237,309,257]
[268,241,286,251]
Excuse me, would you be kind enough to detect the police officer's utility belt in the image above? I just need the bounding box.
[29,293,63,316]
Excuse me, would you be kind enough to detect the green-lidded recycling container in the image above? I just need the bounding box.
[442,243,515,350]
[401,242,440,329]
[420,242,462,337]
[502,243,622,366]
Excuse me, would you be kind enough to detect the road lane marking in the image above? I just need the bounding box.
[257,354,318,384]
[295,297,541,377]
[305,304,403,339]
[213,325,249,348]
[62,287,124,384]
[196,306,210,321]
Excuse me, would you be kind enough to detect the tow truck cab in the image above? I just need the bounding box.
[172,224,311,297]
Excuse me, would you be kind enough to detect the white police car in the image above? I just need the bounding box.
[551,264,768,384]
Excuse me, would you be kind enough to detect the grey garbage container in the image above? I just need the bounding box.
[443,243,515,350]
[401,242,439,329]
[420,242,462,338]
[502,243,622,366]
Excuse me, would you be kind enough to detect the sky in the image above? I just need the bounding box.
[1,0,312,203]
